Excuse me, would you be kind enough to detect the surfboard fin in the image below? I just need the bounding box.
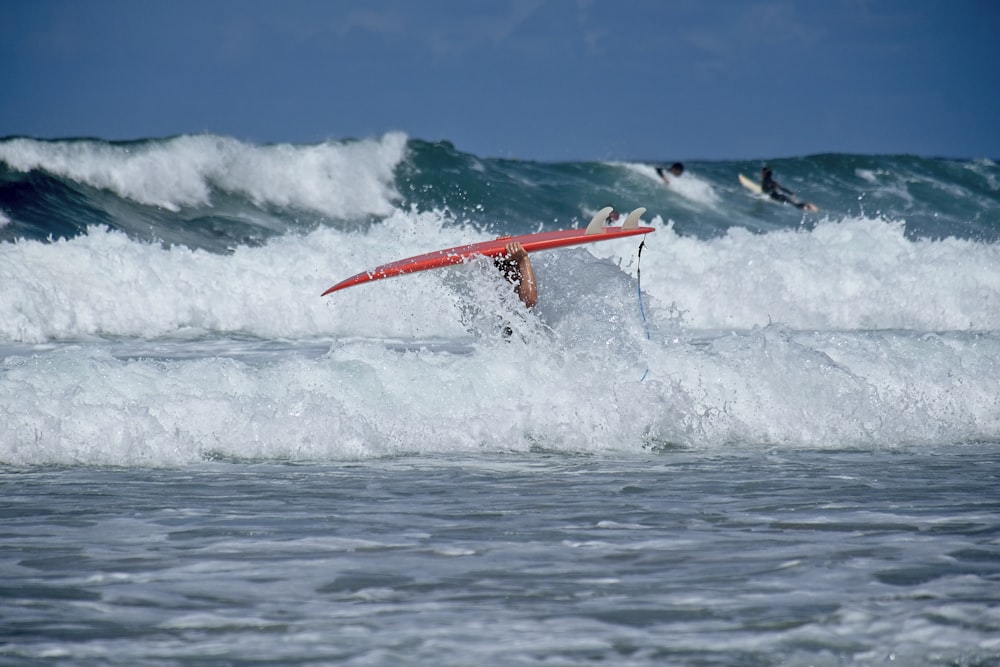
[622,207,646,230]
[585,207,614,235]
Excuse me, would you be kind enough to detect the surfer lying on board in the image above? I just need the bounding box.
[761,166,818,212]
[656,162,685,185]
[495,241,537,308]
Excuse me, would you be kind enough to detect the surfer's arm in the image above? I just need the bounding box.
[504,242,537,308]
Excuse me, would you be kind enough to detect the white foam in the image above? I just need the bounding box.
[640,215,1000,331]
[619,162,721,208]
[2,323,998,466]
[2,213,998,344]
[3,212,1000,464]
[0,132,407,217]
[855,168,881,183]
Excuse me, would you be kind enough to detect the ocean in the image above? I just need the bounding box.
[1,133,998,665]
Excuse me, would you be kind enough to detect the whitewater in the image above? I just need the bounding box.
[1,132,998,666]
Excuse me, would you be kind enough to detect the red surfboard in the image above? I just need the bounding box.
[322,207,652,295]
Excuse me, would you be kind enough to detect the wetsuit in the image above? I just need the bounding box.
[762,170,810,210]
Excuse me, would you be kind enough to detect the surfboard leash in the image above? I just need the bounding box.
[636,239,651,339]
[636,238,651,382]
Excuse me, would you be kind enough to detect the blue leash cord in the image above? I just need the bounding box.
[636,239,651,381]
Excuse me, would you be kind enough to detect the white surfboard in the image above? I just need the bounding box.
[738,173,762,194]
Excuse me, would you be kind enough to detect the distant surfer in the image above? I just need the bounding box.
[495,241,537,308]
[760,165,818,212]
[603,206,622,225]
[655,162,685,185]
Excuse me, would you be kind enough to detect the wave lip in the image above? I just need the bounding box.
[0,132,407,239]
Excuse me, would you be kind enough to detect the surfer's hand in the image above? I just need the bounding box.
[503,241,537,309]
[505,242,528,261]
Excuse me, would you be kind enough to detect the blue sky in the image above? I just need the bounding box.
[2,0,998,161]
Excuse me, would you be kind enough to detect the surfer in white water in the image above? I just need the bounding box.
[761,165,818,212]
[496,241,537,308]
[656,162,685,185]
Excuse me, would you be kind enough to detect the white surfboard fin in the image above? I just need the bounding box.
[585,206,614,235]
[622,207,646,230]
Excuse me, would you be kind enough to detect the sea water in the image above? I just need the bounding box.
[1,133,998,665]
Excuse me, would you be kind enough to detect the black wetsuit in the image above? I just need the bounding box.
[762,170,810,210]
